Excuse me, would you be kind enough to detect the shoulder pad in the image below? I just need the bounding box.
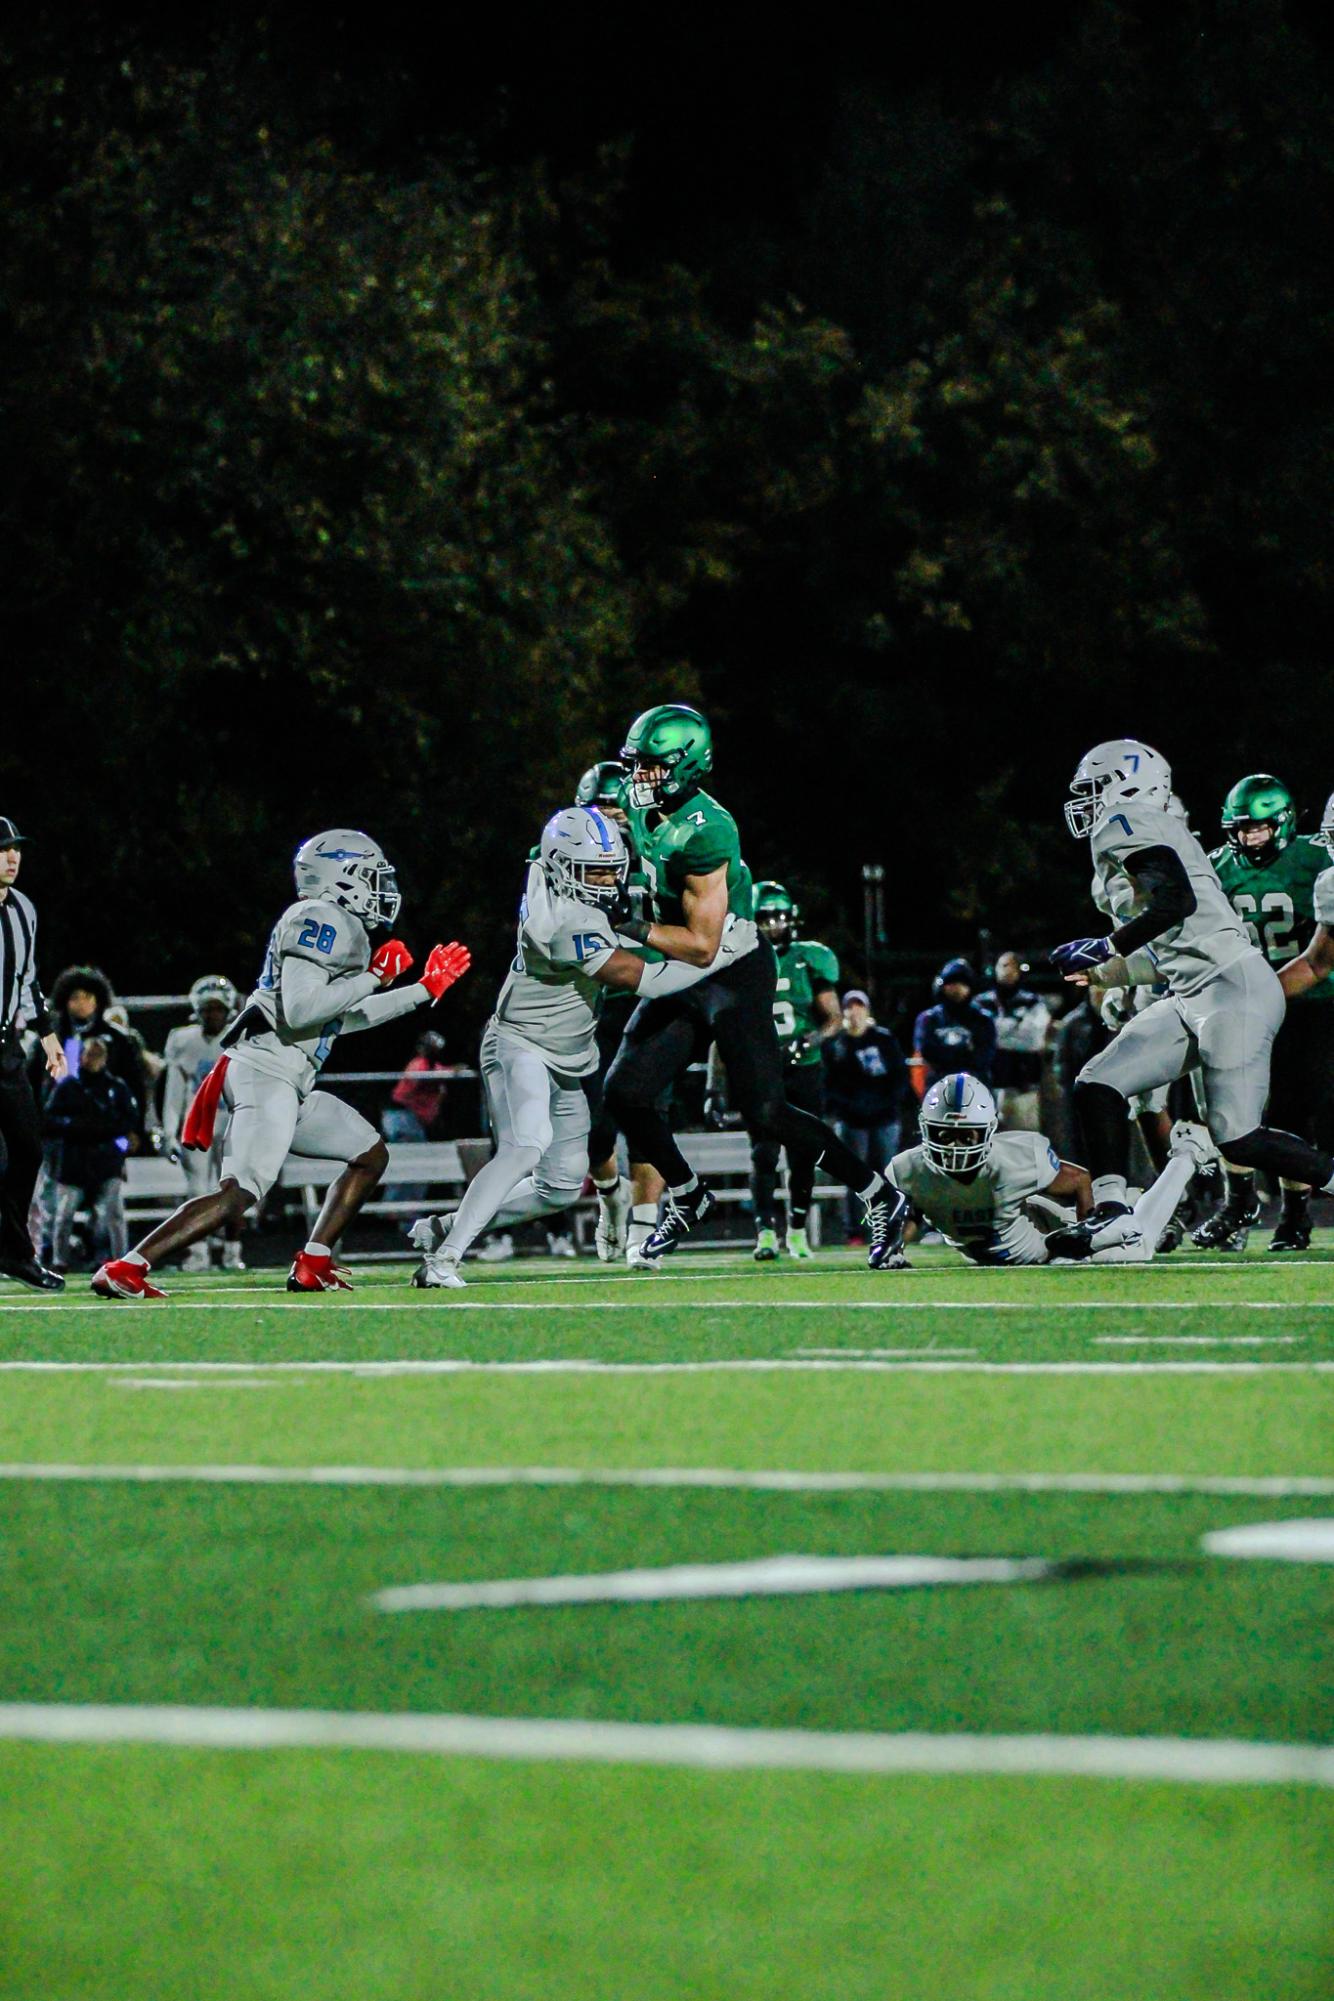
[278,899,368,972]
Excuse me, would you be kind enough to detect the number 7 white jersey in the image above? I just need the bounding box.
[492,863,621,1076]
[1092,806,1253,997]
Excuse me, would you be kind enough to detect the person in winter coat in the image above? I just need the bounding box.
[43,1036,136,1269]
[913,959,996,1091]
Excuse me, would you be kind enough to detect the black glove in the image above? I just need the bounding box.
[702,1091,729,1131]
[785,1035,815,1067]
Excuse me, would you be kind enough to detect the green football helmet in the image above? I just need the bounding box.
[621,704,713,808]
[1221,774,1297,867]
[753,879,800,949]
[575,760,628,814]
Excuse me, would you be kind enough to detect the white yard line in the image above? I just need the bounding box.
[0,1357,1331,1375]
[2,1297,1332,1315]
[0,1463,1330,1497]
[1094,1335,1302,1347]
[0,1702,1328,1787]
[792,1347,981,1359]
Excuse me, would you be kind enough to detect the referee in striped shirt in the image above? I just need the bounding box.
[0,817,68,1289]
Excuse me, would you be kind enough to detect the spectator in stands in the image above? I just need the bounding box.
[381,1029,449,1206]
[823,990,909,1243]
[913,959,996,1091]
[43,1035,135,1270]
[1051,993,1111,1161]
[976,951,1051,1130]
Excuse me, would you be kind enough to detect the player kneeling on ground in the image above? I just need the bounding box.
[873,1072,1207,1268]
[92,830,469,1298]
[411,805,757,1290]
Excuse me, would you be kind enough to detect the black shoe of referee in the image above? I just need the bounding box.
[0,1255,65,1291]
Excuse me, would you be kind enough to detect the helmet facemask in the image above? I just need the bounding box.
[1064,774,1114,840]
[1065,742,1172,840]
[921,1118,996,1176]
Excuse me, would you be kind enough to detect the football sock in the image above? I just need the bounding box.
[631,1203,658,1227]
[1127,1152,1195,1249]
[1092,1174,1129,1210]
[123,1249,149,1269]
[305,1241,331,1259]
[668,1174,699,1201]
[592,1173,620,1193]
[1224,1169,1255,1201]
[1280,1181,1310,1204]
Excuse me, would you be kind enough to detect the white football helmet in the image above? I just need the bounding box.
[1316,789,1334,860]
[1064,740,1172,840]
[293,829,401,928]
[189,974,239,1022]
[540,805,629,912]
[920,1072,998,1175]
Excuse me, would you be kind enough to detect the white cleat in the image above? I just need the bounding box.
[626,1224,662,1273]
[595,1177,633,1263]
[1169,1120,1215,1170]
[473,1233,515,1263]
[182,1243,211,1275]
[545,1231,577,1260]
[412,1254,467,1290]
[220,1241,246,1272]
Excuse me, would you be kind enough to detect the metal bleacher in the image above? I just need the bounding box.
[122,1129,835,1252]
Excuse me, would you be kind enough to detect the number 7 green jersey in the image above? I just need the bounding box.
[1209,834,1334,1003]
[627,789,754,928]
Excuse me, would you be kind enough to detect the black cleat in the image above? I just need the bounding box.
[866,1185,911,1270]
[1191,1191,1262,1252]
[640,1182,716,1261]
[1044,1200,1133,1264]
[1268,1210,1312,1254]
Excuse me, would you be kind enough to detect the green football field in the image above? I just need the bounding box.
[1,1246,1331,2000]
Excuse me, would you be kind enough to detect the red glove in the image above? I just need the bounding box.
[370,939,414,984]
[421,941,471,1001]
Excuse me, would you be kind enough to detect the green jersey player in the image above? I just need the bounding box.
[1199,774,1334,1251]
[742,881,841,1259]
[603,704,904,1266]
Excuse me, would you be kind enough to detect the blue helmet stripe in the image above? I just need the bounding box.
[950,1073,966,1110]
[587,807,612,852]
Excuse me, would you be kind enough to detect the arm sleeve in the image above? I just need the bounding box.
[161,1040,187,1139]
[1107,845,1196,956]
[339,982,430,1035]
[280,955,379,1032]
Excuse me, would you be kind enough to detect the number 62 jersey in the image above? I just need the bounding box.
[1210,835,1334,1005]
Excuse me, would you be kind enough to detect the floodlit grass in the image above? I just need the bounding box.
[0,1244,1329,1998]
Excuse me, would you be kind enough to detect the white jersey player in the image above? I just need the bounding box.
[161,974,244,1272]
[93,830,470,1299]
[1279,788,1334,1008]
[412,804,757,1289]
[880,1073,1204,1267]
[1051,741,1334,1251]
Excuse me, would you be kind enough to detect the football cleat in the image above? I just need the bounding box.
[753,1227,780,1262]
[91,1259,166,1301]
[639,1182,716,1261]
[182,1243,211,1274]
[1191,1190,1262,1252]
[1044,1200,1133,1263]
[1268,1210,1312,1254]
[220,1240,246,1272]
[286,1251,353,1292]
[594,1177,632,1263]
[412,1255,466,1290]
[787,1226,813,1260]
[866,1185,911,1270]
[472,1233,515,1263]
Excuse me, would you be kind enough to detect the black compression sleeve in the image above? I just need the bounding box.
[1109,845,1196,956]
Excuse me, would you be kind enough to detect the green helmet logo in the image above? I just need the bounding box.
[621,704,713,808]
[753,879,800,945]
[1221,774,1297,866]
[575,760,628,813]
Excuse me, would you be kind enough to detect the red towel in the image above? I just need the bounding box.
[182,1054,230,1151]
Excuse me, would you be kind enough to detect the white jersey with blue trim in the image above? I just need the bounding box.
[1091,804,1253,997]
[889,1131,1062,1264]
[1315,866,1334,929]
[161,1022,230,1138]
[492,863,619,1075]
[230,898,373,1092]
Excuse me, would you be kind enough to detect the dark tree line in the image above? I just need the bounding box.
[4,2,1333,1050]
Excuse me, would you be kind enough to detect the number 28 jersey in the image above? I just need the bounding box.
[1209,836,1334,1004]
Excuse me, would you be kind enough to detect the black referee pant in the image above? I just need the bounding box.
[605,941,878,1200]
[0,1031,43,1261]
